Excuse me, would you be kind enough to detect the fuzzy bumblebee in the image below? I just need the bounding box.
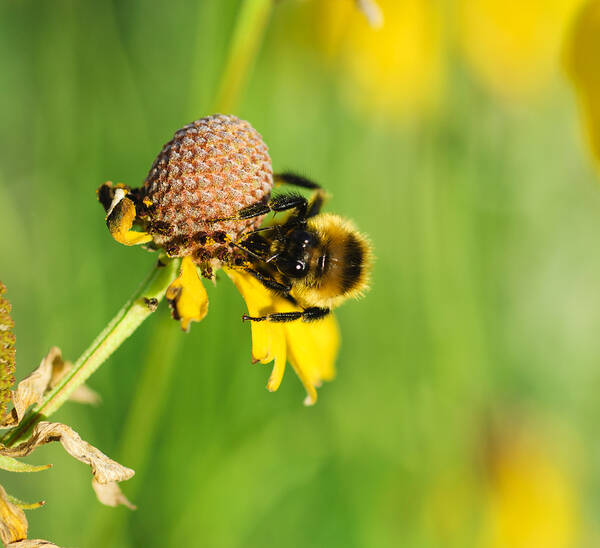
[98,114,372,404]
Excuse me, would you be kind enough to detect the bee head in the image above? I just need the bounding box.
[274,229,319,279]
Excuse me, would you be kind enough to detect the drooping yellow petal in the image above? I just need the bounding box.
[565,0,600,172]
[458,0,582,101]
[285,314,340,405]
[224,268,287,366]
[166,257,209,332]
[225,268,340,403]
[105,189,152,246]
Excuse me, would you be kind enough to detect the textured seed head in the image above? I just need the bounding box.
[141,114,273,261]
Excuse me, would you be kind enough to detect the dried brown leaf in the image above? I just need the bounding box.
[7,540,61,548]
[1,348,56,427]
[92,478,136,510]
[1,347,100,428]
[0,484,27,545]
[0,422,135,508]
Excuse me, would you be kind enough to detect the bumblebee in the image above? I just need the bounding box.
[214,172,372,323]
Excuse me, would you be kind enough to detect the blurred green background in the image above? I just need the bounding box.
[1,0,600,546]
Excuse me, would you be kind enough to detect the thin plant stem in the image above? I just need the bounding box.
[86,309,182,546]
[212,0,273,113]
[2,257,180,446]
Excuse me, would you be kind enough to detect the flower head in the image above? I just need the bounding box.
[97,114,360,403]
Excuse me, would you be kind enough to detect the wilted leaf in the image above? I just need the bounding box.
[0,349,55,427]
[1,347,99,428]
[92,478,136,510]
[0,455,51,473]
[7,540,61,548]
[0,484,27,545]
[0,422,135,508]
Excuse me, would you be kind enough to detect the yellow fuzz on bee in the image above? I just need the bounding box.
[565,0,600,174]
[166,257,209,332]
[225,268,339,405]
[106,191,152,246]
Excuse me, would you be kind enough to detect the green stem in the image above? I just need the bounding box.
[212,0,273,113]
[3,257,180,446]
[87,310,182,545]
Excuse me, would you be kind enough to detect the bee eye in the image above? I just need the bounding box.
[277,257,308,278]
[290,230,317,249]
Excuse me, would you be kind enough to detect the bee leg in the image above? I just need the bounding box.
[207,193,310,223]
[244,269,292,295]
[306,189,327,218]
[97,182,152,246]
[273,171,327,219]
[274,172,328,218]
[274,172,322,190]
[243,307,330,323]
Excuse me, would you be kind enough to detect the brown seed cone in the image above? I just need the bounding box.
[0,282,16,420]
[140,114,273,261]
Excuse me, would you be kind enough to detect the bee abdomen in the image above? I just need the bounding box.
[341,233,365,294]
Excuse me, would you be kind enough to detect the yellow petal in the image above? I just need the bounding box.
[285,313,340,405]
[166,257,209,332]
[458,0,582,100]
[225,268,287,365]
[105,190,152,246]
[565,0,600,172]
[225,268,340,403]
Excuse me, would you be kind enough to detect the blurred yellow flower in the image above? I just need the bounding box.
[565,0,600,172]
[481,431,580,548]
[303,0,582,118]
[423,421,582,547]
[226,268,339,405]
[310,0,445,120]
[457,0,581,100]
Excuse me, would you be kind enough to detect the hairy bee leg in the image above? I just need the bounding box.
[274,172,322,190]
[206,193,310,223]
[98,182,152,246]
[274,172,327,218]
[306,189,327,218]
[244,269,292,294]
[242,307,330,323]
